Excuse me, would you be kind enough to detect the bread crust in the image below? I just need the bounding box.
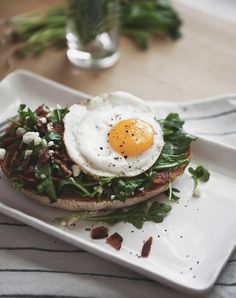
[1,144,190,211]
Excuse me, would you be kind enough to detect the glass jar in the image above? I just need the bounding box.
[66,0,119,69]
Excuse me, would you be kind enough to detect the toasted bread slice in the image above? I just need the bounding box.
[1,149,190,211]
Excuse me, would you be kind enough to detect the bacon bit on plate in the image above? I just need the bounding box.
[90,226,109,239]
[141,236,153,258]
[35,105,48,117]
[152,171,169,186]
[106,233,123,250]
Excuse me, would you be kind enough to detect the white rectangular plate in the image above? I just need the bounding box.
[0,70,235,295]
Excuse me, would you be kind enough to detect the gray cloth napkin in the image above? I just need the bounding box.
[0,95,235,298]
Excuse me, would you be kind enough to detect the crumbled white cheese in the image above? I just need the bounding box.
[72,165,81,177]
[193,187,201,198]
[16,127,26,136]
[42,105,49,113]
[96,186,103,195]
[48,150,54,156]
[42,139,48,148]
[47,123,54,132]
[24,150,33,158]
[0,148,6,160]
[40,174,46,179]
[60,221,67,227]
[23,132,40,145]
[56,104,62,109]
[34,136,42,146]
[48,141,54,147]
[110,195,116,200]
[38,117,47,124]
[139,187,144,191]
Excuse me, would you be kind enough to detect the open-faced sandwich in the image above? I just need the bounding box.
[0,92,196,211]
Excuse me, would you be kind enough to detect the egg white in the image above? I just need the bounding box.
[63,92,164,177]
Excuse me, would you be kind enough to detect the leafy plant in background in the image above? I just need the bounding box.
[8,0,182,57]
[67,0,118,46]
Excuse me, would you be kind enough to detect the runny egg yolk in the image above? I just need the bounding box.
[108,119,154,157]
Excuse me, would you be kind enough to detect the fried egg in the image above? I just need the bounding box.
[63,92,164,177]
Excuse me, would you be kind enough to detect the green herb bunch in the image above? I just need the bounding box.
[8,0,182,57]
[67,0,119,46]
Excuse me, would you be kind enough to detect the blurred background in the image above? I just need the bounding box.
[0,0,236,101]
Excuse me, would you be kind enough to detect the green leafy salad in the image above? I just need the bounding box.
[0,104,195,200]
[8,0,182,57]
[0,103,211,228]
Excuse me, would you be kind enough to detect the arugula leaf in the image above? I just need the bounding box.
[37,179,57,202]
[164,181,180,201]
[45,131,62,141]
[35,162,51,179]
[152,153,189,171]
[58,177,92,197]
[166,130,196,154]
[55,201,172,229]
[17,104,26,113]
[35,162,57,201]
[102,176,147,201]
[10,177,25,190]
[48,107,69,124]
[19,108,37,123]
[158,113,196,155]
[188,165,210,197]
[159,113,184,130]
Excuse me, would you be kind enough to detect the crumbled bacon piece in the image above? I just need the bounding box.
[18,174,37,183]
[35,105,48,117]
[54,150,71,162]
[27,165,36,175]
[10,150,19,170]
[1,148,16,176]
[141,237,153,258]
[22,156,31,173]
[53,158,72,176]
[106,233,123,250]
[39,149,51,164]
[153,171,169,186]
[2,135,21,147]
[52,123,64,133]
[90,226,109,239]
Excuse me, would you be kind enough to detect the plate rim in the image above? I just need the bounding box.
[0,69,236,295]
